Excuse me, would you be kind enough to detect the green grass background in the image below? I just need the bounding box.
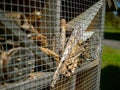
[102,46,120,68]
[100,11,120,90]
[101,45,120,90]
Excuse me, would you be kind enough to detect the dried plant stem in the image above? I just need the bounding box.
[39,47,60,62]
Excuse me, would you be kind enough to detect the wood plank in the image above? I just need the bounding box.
[0,72,53,90]
[76,59,99,73]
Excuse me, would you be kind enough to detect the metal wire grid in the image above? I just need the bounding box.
[76,66,99,90]
[61,0,99,21]
[0,0,105,90]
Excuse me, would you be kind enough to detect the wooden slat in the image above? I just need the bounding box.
[0,72,53,90]
[76,59,99,73]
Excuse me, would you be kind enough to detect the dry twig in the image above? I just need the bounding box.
[39,47,60,62]
[31,34,48,46]
[60,19,67,54]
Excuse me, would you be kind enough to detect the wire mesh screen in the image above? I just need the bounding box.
[0,0,105,90]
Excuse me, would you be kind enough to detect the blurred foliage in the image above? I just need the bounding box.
[104,9,120,40]
[104,12,120,40]
[105,12,120,29]
[105,0,120,30]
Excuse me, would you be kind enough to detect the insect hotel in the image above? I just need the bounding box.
[0,0,106,90]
